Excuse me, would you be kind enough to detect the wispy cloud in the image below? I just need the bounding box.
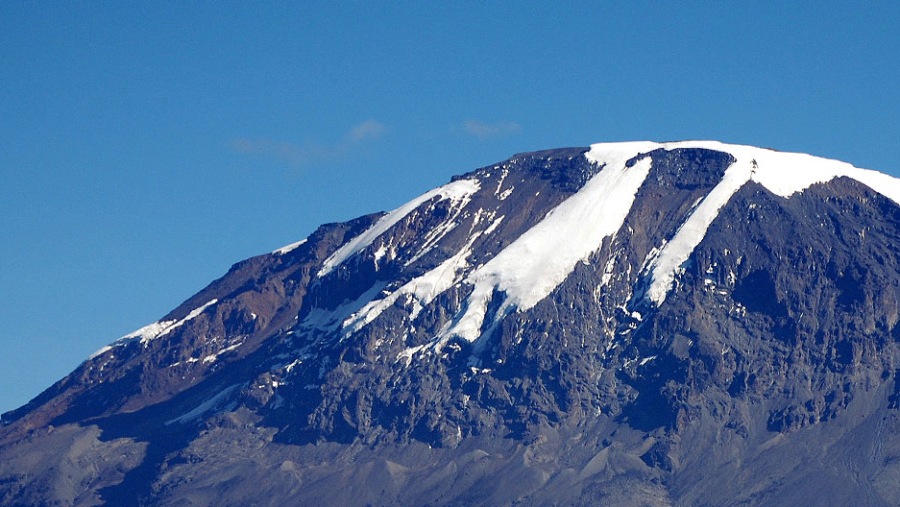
[231,138,319,168]
[347,119,388,142]
[463,120,522,140]
[232,119,388,168]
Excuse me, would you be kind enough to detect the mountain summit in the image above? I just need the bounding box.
[4,141,900,506]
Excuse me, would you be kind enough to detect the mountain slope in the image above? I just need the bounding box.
[3,141,900,506]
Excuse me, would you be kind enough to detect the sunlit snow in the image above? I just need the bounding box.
[272,238,307,255]
[436,144,655,345]
[631,141,900,306]
[95,141,900,367]
[90,299,218,358]
[317,179,480,277]
[301,283,387,332]
[342,216,504,334]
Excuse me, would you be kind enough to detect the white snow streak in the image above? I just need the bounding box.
[301,283,387,332]
[343,217,503,334]
[90,299,219,358]
[92,140,900,366]
[165,384,240,425]
[644,158,753,305]
[617,141,900,306]
[317,179,480,277]
[201,340,244,364]
[436,146,654,345]
[145,299,218,344]
[273,238,307,255]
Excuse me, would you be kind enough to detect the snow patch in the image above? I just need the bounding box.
[318,179,480,277]
[343,218,501,334]
[405,187,478,266]
[494,167,509,195]
[622,140,900,306]
[273,238,307,255]
[284,358,303,373]
[599,140,900,202]
[300,283,387,332]
[202,340,244,364]
[435,145,654,346]
[645,158,752,305]
[90,299,218,358]
[149,299,218,343]
[166,384,240,425]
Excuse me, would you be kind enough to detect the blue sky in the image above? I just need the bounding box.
[1,2,899,414]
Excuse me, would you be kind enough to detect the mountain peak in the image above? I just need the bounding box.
[4,142,900,506]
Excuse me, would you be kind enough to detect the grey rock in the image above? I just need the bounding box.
[3,142,900,506]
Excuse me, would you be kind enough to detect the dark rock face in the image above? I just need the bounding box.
[3,142,900,506]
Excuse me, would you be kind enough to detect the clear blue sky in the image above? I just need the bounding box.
[2,2,899,414]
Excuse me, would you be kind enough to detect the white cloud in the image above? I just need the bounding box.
[231,138,318,168]
[347,119,388,142]
[232,119,388,168]
[463,120,522,140]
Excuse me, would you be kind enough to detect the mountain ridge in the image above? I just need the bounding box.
[3,141,900,506]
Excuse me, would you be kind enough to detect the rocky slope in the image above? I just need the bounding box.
[3,141,900,506]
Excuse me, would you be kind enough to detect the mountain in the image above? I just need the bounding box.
[4,141,900,506]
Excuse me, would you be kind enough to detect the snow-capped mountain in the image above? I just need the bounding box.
[4,141,900,506]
